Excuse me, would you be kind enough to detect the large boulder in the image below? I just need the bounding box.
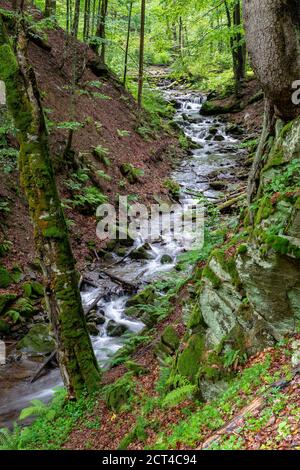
[17,324,55,355]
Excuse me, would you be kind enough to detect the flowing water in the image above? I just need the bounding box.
[0,85,246,428]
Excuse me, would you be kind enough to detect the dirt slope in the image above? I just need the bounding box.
[0,5,181,286]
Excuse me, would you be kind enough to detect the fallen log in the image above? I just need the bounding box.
[217,193,246,212]
[30,350,57,384]
[100,271,137,293]
[83,290,103,315]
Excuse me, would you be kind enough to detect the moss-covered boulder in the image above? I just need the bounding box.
[0,265,11,288]
[23,281,44,298]
[107,320,128,337]
[105,373,135,412]
[0,318,9,334]
[0,293,17,315]
[17,324,55,355]
[200,99,240,116]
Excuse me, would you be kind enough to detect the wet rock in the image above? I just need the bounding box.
[86,309,105,325]
[208,126,219,136]
[87,322,99,336]
[17,324,55,355]
[214,134,225,141]
[209,180,228,190]
[160,254,173,264]
[129,243,154,261]
[107,320,128,337]
[226,123,244,136]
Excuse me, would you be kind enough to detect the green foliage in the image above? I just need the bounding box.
[117,129,131,137]
[162,384,196,409]
[73,186,108,213]
[96,169,112,181]
[0,240,12,257]
[120,163,144,184]
[19,400,47,421]
[0,388,97,450]
[163,179,180,198]
[56,121,84,131]
[0,198,10,215]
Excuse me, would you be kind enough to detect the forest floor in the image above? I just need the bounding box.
[64,319,300,450]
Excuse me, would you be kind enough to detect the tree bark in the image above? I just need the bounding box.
[0,15,101,399]
[123,0,133,86]
[94,0,108,62]
[137,0,146,108]
[225,0,245,96]
[44,0,56,18]
[243,0,300,120]
[72,0,80,38]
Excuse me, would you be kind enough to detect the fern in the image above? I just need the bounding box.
[19,399,47,421]
[96,169,112,181]
[162,384,196,408]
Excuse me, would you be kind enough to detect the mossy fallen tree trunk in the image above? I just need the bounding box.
[0,15,101,398]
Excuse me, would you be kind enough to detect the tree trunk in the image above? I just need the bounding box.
[123,0,133,86]
[44,0,56,18]
[72,0,80,38]
[224,0,245,96]
[0,15,101,399]
[94,0,108,62]
[243,0,300,120]
[137,0,146,108]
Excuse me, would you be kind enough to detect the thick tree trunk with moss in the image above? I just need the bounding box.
[243,0,300,121]
[0,16,100,399]
[244,0,300,208]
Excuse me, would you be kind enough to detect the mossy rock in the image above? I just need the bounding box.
[87,322,99,336]
[6,297,35,319]
[200,100,240,116]
[0,318,10,334]
[176,332,206,383]
[160,254,173,264]
[125,286,156,308]
[0,293,17,315]
[125,360,148,376]
[161,325,180,352]
[105,373,134,412]
[23,281,44,298]
[107,320,128,337]
[129,243,153,261]
[0,265,11,288]
[17,324,55,355]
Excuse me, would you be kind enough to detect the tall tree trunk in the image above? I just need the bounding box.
[44,0,56,18]
[244,0,300,215]
[225,0,245,95]
[72,0,80,38]
[0,15,101,399]
[137,0,145,108]
[243,0,300,120]
[123,0,133,86]
[94,0,108,62]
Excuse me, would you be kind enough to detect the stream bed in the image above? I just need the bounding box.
[0,84,247,428]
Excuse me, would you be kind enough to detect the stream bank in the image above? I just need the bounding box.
[0,81,250,429]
